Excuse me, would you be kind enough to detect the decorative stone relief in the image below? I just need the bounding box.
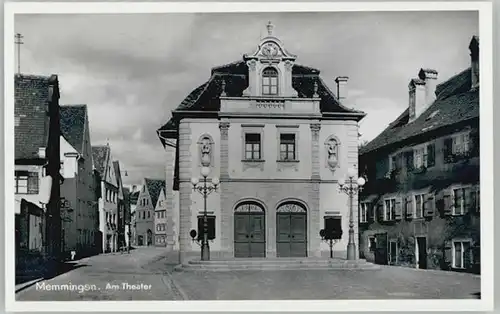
[247,60,257,71]
[325,136,340,171]
[198,135,214,167]
[219,122,230,139]
[277,202,306,213]
[277,160,299,172]
[220,79,227,97]
[242,160,265,172]
[260,42,282,59]
[310,123,321,142]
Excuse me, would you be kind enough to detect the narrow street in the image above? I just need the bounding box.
[16,247,481,301]
[16,247,183,301]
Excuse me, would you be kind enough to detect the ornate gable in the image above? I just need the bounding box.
[242,22,298,98]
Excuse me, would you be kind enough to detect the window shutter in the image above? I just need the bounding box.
[367,203,374,222]
[427,144,435,167]
[405,151,414,171]
[27,172,39,194]
[463,242,472,269]
[443,138,453,163]
[377,202,384,222]
[443,189,452,216]
[470,128,479,157]
[444,241,453,268]
[424,194,435,217]
[464,187,473,213]
[395,198,403,220]
[405,196,413,220]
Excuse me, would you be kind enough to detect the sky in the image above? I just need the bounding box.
[14,11,478,186]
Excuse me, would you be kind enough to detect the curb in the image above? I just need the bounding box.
[15,278,44,294]
[378,264,481,278]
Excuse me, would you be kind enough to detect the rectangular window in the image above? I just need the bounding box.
[453,187,467,215]
[147,211,150,219]
[359,203,369,223]
[413,147,427,169]
[453,240,472,269]
[451,132,471,156]
[384,199,396,221]
[279,133,296,161]
[244,133,261,160]
[369,237,376,252]
[15,172,28,194]
[142,211,146,219]
[414,194,425,218]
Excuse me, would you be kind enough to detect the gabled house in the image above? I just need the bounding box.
[358,36,480,274]
[92,144,119,253]
[154,189,167,247]
[59,104,99,258]
[135,178,165,246]
[14,74,62,278]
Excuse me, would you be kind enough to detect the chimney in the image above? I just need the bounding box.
[335,76,349,102]
[418,68,438,107]
[408,78,426,122]
[469,36,479,90]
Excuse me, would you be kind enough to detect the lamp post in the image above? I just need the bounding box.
[190,166,219,261]
[338,167,365,261]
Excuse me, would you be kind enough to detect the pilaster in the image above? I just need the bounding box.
[164,139,177,251]
[219,121,232,256]
[178,122,193,264]
[310,123,321,257]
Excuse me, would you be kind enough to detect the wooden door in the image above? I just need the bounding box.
[374,233,388,265]
[249,215,266,257]
[276,214,292,257]
[277,213,307,257]
[417,237,427,269]
[234,214,250,258]
[234,213,266,258]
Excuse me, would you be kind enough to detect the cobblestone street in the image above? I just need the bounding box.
[16,247,480,301]
[171,267,481,300]
[16,247,182,301]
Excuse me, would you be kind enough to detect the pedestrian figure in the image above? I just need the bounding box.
[70,251,76,261]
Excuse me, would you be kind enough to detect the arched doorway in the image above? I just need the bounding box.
[234,201,266,258]
[276,201,307,257]
[147,229,152,246]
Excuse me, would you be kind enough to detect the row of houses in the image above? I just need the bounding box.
[357,36,480,273]
[14,73,132,279]
[128,179,170,248]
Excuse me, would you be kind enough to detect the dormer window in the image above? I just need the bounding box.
[262,67,278,95]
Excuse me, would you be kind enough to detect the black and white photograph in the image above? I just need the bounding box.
[5,2,494,312]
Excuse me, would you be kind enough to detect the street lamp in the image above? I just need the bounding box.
[338,167,365,260]
[190,166,219,261]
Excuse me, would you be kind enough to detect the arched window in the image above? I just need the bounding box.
[262,67,278,95]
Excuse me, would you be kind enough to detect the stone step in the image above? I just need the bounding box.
[175,259,380,272]
[187,258,368,265]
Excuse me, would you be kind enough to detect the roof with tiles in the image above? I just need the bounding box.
[60,105,87,154]
[360,67,479,155]
[157,61,365,140]
[14,74,52,160]
[92,145,110,175]
[144,178,165,208]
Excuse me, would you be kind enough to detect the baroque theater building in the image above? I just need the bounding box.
[157,23,365,262]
